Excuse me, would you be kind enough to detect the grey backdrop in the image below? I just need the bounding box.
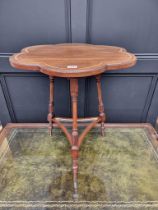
[0,0,158,126]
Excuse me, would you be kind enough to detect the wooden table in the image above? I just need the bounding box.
[9,43,136,198]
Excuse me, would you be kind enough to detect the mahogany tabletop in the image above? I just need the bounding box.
[9,43,136,78]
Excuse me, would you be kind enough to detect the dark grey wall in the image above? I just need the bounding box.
[0,0,158,126]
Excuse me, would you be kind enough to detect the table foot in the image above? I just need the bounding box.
[71,146,79,200]
[48,126,53,136]
[73,161,79,201]
[48,113,53,136]
[101,122,105,136]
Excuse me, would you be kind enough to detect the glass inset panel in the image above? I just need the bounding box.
[0,127,158,209]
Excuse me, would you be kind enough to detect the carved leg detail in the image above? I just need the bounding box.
[96,75,106,136]
[47,76,54,136]
[70,78,79,199]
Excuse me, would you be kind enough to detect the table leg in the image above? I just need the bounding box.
[47,76,54,136]
[70,78,79,199]
[96,75,106,136]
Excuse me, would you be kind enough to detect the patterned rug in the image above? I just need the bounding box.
[0,127,158,209]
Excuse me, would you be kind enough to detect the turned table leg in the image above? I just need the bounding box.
[96,75,106,136]
[47,76,105,198]
[47,76,54,136]
[70,78,79,199]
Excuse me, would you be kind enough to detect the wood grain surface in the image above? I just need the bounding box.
[9,43,136,77]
